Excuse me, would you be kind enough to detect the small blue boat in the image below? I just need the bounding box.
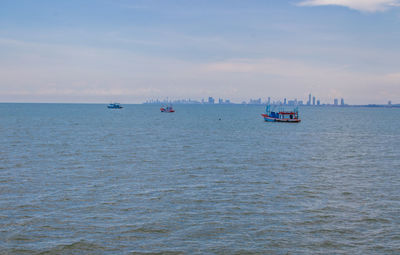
[107,103,123,109]
[261,104,300,123]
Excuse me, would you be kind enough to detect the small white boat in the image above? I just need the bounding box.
[107,103,123,109]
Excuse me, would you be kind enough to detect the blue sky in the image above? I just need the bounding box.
[1,0,400,104]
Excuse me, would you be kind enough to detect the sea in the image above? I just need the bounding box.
[0,103,399,254]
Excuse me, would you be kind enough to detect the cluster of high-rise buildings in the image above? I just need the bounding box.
[200,97,232,104]
[242,94,346,106]
[144,97,233,104]
[306,93,345,106]
[144,98,203,104]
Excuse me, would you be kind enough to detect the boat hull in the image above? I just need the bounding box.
[160,108,175,113]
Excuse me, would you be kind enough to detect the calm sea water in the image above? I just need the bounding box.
[1,103,399,254]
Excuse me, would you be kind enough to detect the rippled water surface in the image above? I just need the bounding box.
[1,103,399,254]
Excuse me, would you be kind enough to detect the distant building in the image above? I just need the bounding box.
[249,98,262,104]
[284,98,287,105]
[341,98,344,106]
[388,100,392,105]
[218,98,223,104]
[208,97,215,104]
[298,100,303,105]
[312,96,316,106]
[317,100,320,106]
[225,99,231,104]
[308,93,311,105]
[268,97,271,104]
[334,98,338,106]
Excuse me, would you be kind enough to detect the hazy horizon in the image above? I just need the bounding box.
[1,0,400,104]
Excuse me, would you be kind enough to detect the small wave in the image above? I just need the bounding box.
[120,226,170,234]
[357,217,391,224]
[37,241,107,254]
[130,251,184,255]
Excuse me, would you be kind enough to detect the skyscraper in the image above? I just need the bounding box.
[312,96,316,106]
[340,98,344,106]
[334,98,338,106]
[308,93,311,105]
[284,98,287,105]
[208,97,215,104]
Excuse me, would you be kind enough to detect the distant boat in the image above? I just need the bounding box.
[160,105,175,113]
[261,104,301,123]
[107,103,123,109]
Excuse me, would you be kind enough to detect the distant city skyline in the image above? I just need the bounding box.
[144,93,353,106]
[1,1,400,104]
[143,90,400,106]
[144,95,398,107]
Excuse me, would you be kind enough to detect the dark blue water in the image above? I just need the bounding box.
[1,104,399,254]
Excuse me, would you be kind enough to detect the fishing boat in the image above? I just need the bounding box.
[107,103,123,109]
[261,104,301,123]
[160,105,175,113]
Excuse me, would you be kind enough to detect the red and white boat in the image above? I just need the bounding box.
[160,105,175,113]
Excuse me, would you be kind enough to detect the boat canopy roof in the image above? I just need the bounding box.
[278,112,296,115]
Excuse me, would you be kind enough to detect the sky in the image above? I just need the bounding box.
[0,0,400,104]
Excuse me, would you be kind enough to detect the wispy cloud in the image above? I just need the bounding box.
[297,0,400,12]
[1,37,399,104]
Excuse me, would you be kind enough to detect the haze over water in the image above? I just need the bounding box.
[1,104,399,254]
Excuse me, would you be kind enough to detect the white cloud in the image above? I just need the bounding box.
[298,0,400,12]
